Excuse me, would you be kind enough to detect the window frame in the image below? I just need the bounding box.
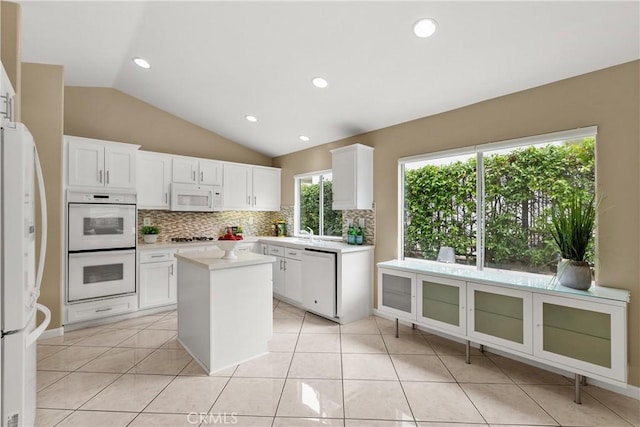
[294,169,343,240]
[398,126,598,271]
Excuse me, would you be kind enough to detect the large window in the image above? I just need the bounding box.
[295,171,343,237]
[401,128,596,275]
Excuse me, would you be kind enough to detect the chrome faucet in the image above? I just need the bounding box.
[300,227,315,243]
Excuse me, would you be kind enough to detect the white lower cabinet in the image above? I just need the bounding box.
[533,293,627,382]
[138,249,177,309]
[268,244,302,303]
[377,268,417,322]
[417,274,466,336]
[268,245,286,296]
[467,282,532,354]
[377,260,629,387]
[66,294,137,324]
[283,247,302,303]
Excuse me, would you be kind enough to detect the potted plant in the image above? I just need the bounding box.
[549,193,596,290]
[141,225,160,244]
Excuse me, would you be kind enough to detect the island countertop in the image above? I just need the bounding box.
[175,250,276,271]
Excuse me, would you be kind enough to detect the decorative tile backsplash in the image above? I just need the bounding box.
[138,210,278,243]
[139,203,375,245]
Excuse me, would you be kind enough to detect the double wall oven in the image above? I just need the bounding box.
[67,192,137,303]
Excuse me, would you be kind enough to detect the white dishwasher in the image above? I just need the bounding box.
[301,249,337,318]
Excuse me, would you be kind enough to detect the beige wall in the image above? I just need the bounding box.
[21,63,64,328]
[64,87,272,166]
[274,60,640,387]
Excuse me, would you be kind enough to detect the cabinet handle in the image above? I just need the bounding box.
[247,196,250,205]
[283,260,287,271]
[192,171,196,181]
[201,171,204,181]
[263,247,267,255]
[279,259,283,270]
[254,196,257,205]
[106,170,110,184]
[99,170,103,183]
[150,254,164,258]
[170,264,174,276]
[95,307,113,313]
[165,192,168,203]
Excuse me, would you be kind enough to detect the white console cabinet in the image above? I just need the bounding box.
[377,259,629,387]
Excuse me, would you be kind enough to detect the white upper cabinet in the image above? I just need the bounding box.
[137,151,172,209]
[222,163,280,211]
[172,156,198,183]
[252,166,281,211]
[172,156,222,186]
[199,159,223,186]
[331,143,374,210]
[67,136,139,189]
[222,163,251,209]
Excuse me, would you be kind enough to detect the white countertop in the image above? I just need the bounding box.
[258,236,374,253]
[138,236,373,253]
[378,259,630,304]
[175,250,276,271]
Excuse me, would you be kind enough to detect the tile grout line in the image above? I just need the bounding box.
[380,327,418,426]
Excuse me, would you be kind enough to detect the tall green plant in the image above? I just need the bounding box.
[549,194,596,262]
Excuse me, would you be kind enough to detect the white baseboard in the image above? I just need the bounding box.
[372,308,639,401]
[38,327,64,340]
[63,304,176,332]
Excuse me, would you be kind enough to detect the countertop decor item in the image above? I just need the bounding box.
[550,193,596,290]
[215,239,242,259]
[141,225,160,244]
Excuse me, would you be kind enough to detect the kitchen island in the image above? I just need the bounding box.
[175,249,276,374]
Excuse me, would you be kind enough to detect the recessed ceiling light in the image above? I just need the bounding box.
[299,135,310,142]
[413,18,437,38]
[133,57,151,69]
[312,77,328,88]
[245,115,258,122]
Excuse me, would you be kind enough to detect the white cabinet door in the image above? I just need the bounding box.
[199,160,222,185]
[331,148,356,209]
[331,144,373,210]
[377,268,417,321]
[172,156,198,183]
[284,258,302,303]
[272,256,285,296]
[139,260,177,309]
[467,282,532,354]
[533,293,626,382]
[105,146,137,189]
[137,151,171,209]
[417,274,466,336]
[223,163,251,209]
[252,167,281,211]
[68,139,104,187]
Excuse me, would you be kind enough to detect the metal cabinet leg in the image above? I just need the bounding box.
[465,340,471,364]
[480,344,485,354]
[412,323,416,330]
[574,374,582,404]
[395,318,399,338]
[581,376,588,386]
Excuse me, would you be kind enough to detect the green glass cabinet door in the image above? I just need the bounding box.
[417,275,466,335]
[467,283,532,354]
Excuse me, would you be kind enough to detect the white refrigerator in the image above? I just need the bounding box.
[0,122,50,427]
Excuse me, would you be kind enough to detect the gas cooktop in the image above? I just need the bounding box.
[170,236,216,243]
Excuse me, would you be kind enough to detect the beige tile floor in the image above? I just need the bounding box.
[35,300,639,427]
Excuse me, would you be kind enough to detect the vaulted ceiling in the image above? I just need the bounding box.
[18,1,640,157]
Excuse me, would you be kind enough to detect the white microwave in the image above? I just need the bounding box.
[170,183,222,212]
